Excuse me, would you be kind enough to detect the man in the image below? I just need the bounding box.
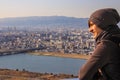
[79,8,120,80]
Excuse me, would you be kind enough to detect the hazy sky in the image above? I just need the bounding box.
[0,0,120,18]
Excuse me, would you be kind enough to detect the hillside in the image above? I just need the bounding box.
[0,16,88,31]
[0,68,77,80]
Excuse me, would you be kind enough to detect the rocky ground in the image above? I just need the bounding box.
[0,69,78,80]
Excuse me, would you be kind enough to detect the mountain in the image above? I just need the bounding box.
[0,16,88,31]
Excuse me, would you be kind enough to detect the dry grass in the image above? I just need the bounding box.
[0,69,77,80]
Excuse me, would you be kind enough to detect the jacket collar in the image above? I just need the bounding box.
[95,25,120,44]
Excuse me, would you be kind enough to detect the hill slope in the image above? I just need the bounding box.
[0,16,88,30]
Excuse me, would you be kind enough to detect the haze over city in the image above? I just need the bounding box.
[0,0,120,18]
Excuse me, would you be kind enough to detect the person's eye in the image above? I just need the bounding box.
[89,24,93,28]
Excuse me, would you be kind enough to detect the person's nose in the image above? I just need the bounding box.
[89,27,93,33]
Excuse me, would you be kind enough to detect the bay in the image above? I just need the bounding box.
[0,53,86,75]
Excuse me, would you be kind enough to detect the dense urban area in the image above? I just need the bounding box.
[0,27,95,55]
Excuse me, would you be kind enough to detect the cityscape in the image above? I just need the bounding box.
[0,16,96,80]
[0,27,95,55]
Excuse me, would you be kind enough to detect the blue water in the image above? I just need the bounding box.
[0,53,86,75]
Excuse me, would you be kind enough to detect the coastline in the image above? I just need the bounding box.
[29,51,90,60]
[0,49,90,60]
[0,51,90,80]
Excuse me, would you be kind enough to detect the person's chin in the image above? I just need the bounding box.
[93,37,96,39]
[93,35,97,39]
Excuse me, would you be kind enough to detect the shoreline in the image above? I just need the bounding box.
[29,51,90,60]
[0,52,90,79]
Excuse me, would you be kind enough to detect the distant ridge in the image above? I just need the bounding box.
[0,16,88,30]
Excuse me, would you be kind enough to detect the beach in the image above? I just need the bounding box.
[30,51,90,60]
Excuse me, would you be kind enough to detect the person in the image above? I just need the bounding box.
[79,8,120,80]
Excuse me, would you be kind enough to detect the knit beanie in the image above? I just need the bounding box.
[88,8,120,30]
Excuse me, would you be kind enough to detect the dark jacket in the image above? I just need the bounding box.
[79,26,120,80]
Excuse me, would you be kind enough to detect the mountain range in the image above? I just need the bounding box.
[0,16,88,31]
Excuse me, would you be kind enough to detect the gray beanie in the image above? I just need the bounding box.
[88,8,120,30]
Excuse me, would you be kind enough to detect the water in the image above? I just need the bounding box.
[0,53,86,75]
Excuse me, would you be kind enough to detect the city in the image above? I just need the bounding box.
[0,28,95,55]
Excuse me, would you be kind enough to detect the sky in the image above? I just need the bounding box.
[0,0,120,18]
